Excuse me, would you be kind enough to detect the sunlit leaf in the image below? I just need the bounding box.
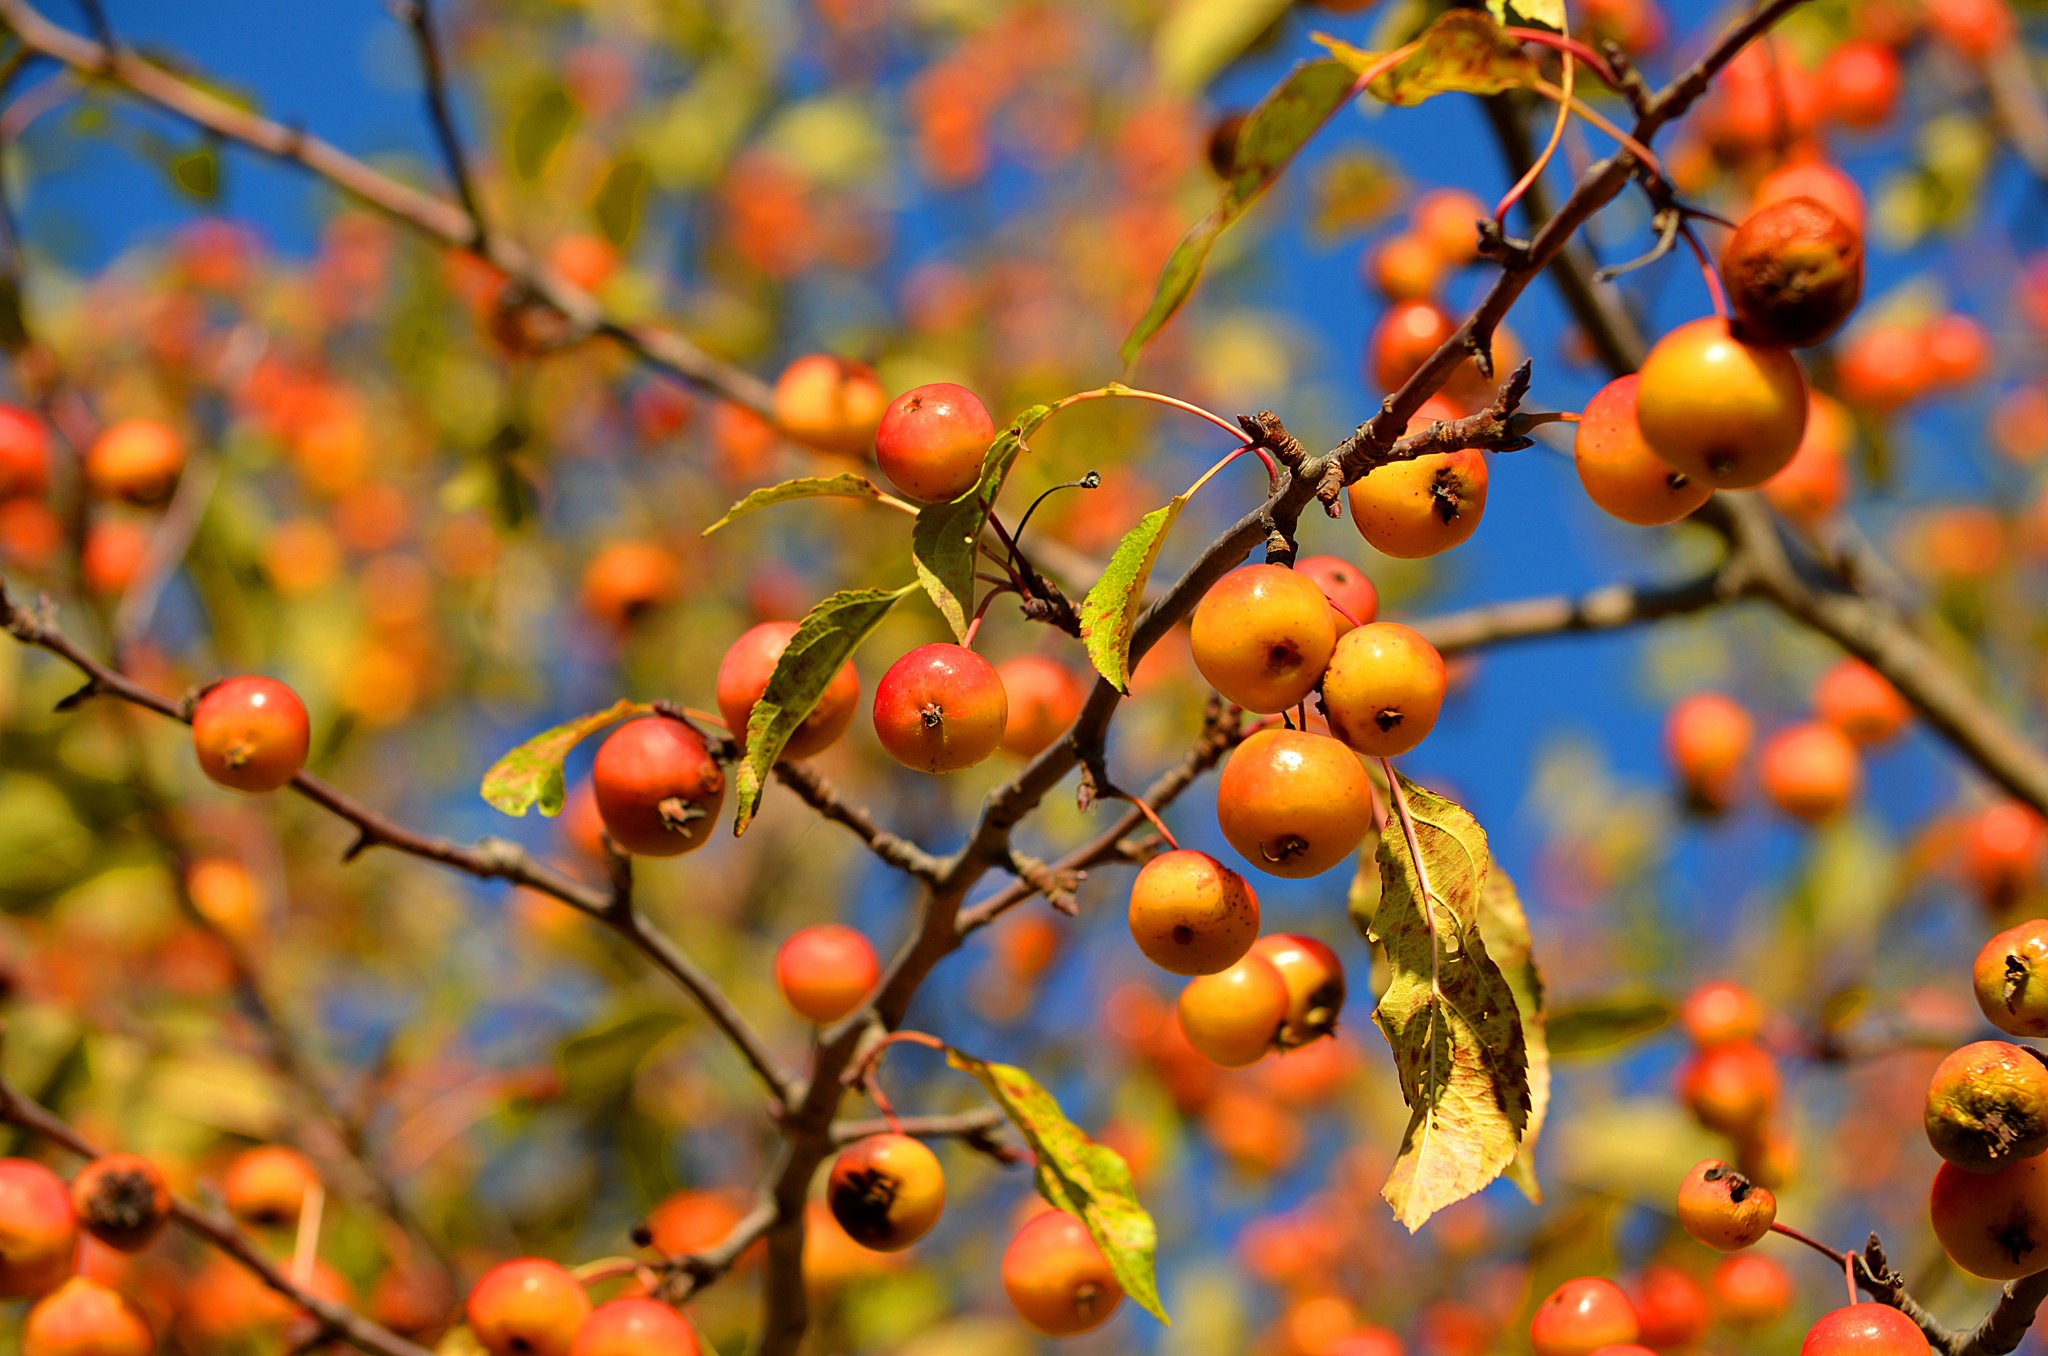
[1371,773,1530,1231]
[703,474,895,536]
[1489,0,1566,30]
[1311,148,1405,238]
[594,157,650,248]
[1478,861,1548,1203]
[512,86,576,179]
[735,585,917,834]
[1121,59,1359,365]
[1078,494,1189,691]
[1546,995,1673,1055]
[169,147,220,201]
[911,404,1051,640]
[481,699,649,818]
[948,1049,1168,1324]
[1318,12,1541,108]
[1154,0,1294,94]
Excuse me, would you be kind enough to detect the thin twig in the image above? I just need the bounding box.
[392,0,488,246]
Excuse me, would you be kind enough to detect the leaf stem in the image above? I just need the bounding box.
[1046,385,1280,477]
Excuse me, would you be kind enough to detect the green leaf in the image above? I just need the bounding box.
[1489,0,1566,30]
[170,146,220,201]
[594,157,650,248]
[1318,12,1541,108]
[481,699,649,818]
[911,405,1051,640]
[1546,995,1673,1056]
[1121,59,1360,366]
[734,586,916,834]
[1078,494,1189,691]
[948,1049,1168,1325]
[1371,773,1530,1231]
[512,86,577,179]
[1478,861,1548,1204]
[703,474,895,536]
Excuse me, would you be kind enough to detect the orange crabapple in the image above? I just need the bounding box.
[1188,563,1338,714]
[1529,1277,1640,1356]
[1318,621,1448,758]
[1177,950,1291,1067]
[579,542,682,630]
[1001,1208,1122,1336]
[772,354,887,456]
[1293,554,1378,635]
[1636,318,1808,490]
[21,1277,155,1356]
[1677,1041,1781,1138]
[1664,692,1754,812]
[871,642,1009,773]
[1821,39,1902,129]
[69,1155,170,1253]
[1411,188,1487,266]
[715,621,860,760]
[872,381,996,504]
[1759,721,1861,821]
[0,1158,79,1299]
[1713,1252,1794,1327]
[571,1298,700,1356]
[1923,1040,2048,1173]
[222,1145,318,1229]
[466,1259,591,1356]
[1680,980,1767,1048]
[84,418,184,505]
[1762,391,1853,525]
[1347,399,1488,559]
[1249,932,1346,1047]
[1676,1159,1777,1250]
[1755,161,1868,234]
[191,678,310,794]
[826,1133,945,1252]
[1721,197,1864,349]
[1800,1304,1932,1356]
[1572,375,1711,526]
[0,404,49,501]
[1126,849,1260,976]
[1975,918,2048,1037]
[1931,1150,2048,1278]
[1366,232,1448,302]
[1215,728,1376,879]
[774,924,879,1024]
[1630,1265,1710,1350]
[590,715,727,856]
[995,655,1087,758]
[1815,658,1910,746]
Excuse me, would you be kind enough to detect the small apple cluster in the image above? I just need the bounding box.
[0,405,192,601]
[1662,657,1912,824]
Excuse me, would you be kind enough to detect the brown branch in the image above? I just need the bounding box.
[769,761,943,882]
[0,1073,435,1356]
[827,1107,1016,1164]
[1414,568,1735,656]
[0,579,799,1108]
[658,1198,778,1305]
[0,0,774,413]
[392,0,487,246]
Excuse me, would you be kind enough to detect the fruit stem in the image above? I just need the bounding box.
[291,1180,325,1287]
[1047,385,1280,478]
[1678,220,1730,322]
[1770,1220,1852,1267]
[1119,793,1180,851]
[1528,79,1664,179]
[1498,50,1574,227]
[1505,28,1622,88]
[962,584,1013,650]
[1185,445,1252,500]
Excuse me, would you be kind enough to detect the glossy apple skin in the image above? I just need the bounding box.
[1319,622,1447,758]
[1128,850,1260,977]
[1189,564,1337,714]
[716,621,860,761]
[591,716,727,856]
[1760,721,1860,821]
[1636,318,1808,489]
[1250,932,1346,1047]
[996,656,1086,757]
[1931,1151,2048,1280]
[192,677,312,794]
[774,924,879,1024]
[1216,729,1375,879]
[466,1259,591,1356]
[873,382,996,503]
[1294,555,1379,635]
[871,643,1008,773]
[1001,1209,1123,1336]
[1177,952,1290,1067]
[571,1298,701,1356]
[1675,1158,1776,1250]
[0,1159,78,1299]
[1529,1277,1640,1356]
[1799,1303,1932,1355]
[772,354,887,456]
[826,1133,945,1251]
[1573,375,1710,526]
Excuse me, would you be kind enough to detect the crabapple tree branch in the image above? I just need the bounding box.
[0,0,775,414]
[0,580,800,1109]
[0,1071,435,1356]
[392,0,489,247]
